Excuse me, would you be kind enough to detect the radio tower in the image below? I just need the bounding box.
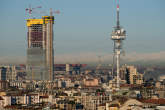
[111,0,126,90]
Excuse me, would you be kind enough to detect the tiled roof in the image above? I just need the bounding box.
[40,95,49,98]
[141,98,165,104]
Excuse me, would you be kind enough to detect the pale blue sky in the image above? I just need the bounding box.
[0,0,165,63]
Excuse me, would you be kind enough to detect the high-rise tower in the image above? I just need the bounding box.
[111,1,126,90]
[26,14,54,81]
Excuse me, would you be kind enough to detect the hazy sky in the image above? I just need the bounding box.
[0,0,165,64]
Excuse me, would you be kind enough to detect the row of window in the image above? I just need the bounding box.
[31,43,43,48]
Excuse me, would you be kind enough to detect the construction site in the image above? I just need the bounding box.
[26,14,54,81]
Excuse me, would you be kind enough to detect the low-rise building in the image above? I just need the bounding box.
[120,99,143,110]
[83,78,99,87]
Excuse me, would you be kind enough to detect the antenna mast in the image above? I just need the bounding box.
[111,0,126,90]
[117,4,120,28]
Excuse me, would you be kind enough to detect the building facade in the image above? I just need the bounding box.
[26,16,54,81]
[125,66,143,85]
[0,67,7,81]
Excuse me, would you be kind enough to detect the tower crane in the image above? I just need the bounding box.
[26,5,42,17]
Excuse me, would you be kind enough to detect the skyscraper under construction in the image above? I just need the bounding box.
[26,15,54,81]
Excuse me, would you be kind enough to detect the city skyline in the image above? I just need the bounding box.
[0,0,165,64]
[1,1,165,109]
